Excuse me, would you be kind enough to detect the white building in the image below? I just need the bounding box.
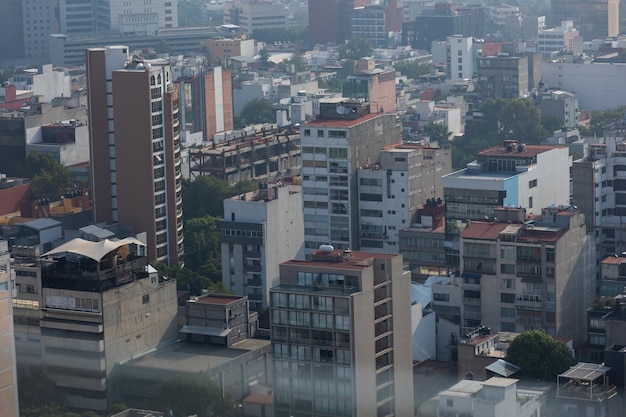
[438,378,541,417]
[12,65,71,103]
[224,0,286,34]
[537,20,581,55]
[357,144,451,253]
[488,3,520,26]
[220,183,304,310]
[109,0,178,33]
[431,35,474,81]
[542,61,626,110]
[537,89,579,128]
[233,79,274,117]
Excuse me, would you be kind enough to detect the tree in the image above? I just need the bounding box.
[423,121,451,143]
[394,60,433,80]
[239,98,274,126]
[258,48,271,69]
[505,330,576,381]
[19,151,72,201]
[338,37,374,61]
[150,373,234,417]
[497,98,546,144]
[182,176,255,219]
[278,53,307,73]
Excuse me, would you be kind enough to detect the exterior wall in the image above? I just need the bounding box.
[477,55,528,99]
[186,296,249,346]
[550,0,619,39]
[233,81,272,117]
[447,35,474,81]
[0,241,19,417]
[543,62,626,110]
[220,185,305,309]
[22,0,59,61]
[26,124,91,167]
[0,183,32,216]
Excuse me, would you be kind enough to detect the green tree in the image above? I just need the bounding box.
[338,37,374,61]
[579,105,626,137]
[278,53,307,72]
[497,98,546,144]
[541,114,565,134]
[258,48,271,69]
[182,176,255,219]
[19,151,72,201]
[150,373,234,417]
[184,215,221,274]
[505,330,576,381]
[423,121,451,143]
[239,98,274,126]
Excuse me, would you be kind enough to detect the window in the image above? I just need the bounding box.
[528,196,533,209]
[501,293,515,303]
[142,294,150,304]
[360,193,383,202]
[433,293,449,302]
[317,130,324,137]
[304,129,311,136]
[529,179,537,188]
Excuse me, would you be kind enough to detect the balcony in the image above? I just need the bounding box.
[465,311,481,320]
[514,298,542,310]
[463,297,481,305]
[248,293,263,302]
[246,250,261,259]
[247,277,263,287]
[247,264,262,273]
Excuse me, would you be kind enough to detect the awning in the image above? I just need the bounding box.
[179,325,232,337]
[485,359,521,377]
[43,237,145,263]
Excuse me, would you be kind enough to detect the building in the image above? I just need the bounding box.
[351,5,387,48]
[11,65,71,104]
[11,238,179,412]
[86,46,184,265]
[308,0,369,46]
[437,377,541,417]
[177,66,234,142]
[402,3,485,50]
[219,182,304,311]
[459,205,595,345]
[301,99,401,254]
[224,0,286,34]
[188,126,301,183]
[343,57,396,115]
[270,249,414,417]
[476,54,529,99]
[0,240,19,417]
[442,140,572,266]
[26,118,91,168]
[487,3,520,27]
[203,35,255,65]
[445,35,474,81]
[537,20,581,55]
[550,0,619,40]
[357,144,452,253]
[537,90,579,129]
[557,362,619,417]
[181,294,254,347]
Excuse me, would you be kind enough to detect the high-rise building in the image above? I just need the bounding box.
[86,46,184,265]
[270,248,414,417]
[459,206,595,345]
[224,0,286,34]
[219,182,305,311]
[476,54,529,99]
[308,0,371,46]
[550,0,619,40]
[301,99,401,255]
[0,240,19,417]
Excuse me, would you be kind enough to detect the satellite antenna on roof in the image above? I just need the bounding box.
[337,105,346,115]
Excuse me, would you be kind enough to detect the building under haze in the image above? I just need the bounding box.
[86,46,184,265]
[550,0,619,40]
[270,249,414,417]
[0,240,19,417]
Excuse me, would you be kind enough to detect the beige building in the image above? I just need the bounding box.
[86,46,184,265]
[203,35,255,65]
[11,238,179,413]
[0,240,18,417]
[270,249,414,417]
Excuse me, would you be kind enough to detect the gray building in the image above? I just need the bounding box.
[270,249,414,417]
[476,54,529,99]
[538,90,579,129]
[219,182,304,311]
[301,99,402,255]
[11,238,179,412]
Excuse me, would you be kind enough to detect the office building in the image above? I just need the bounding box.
[308,0,371,46]
[224,0,286,34]
[476,54,529,99]
[351,5,387,48]
[86,46,184,265]
[301,99,401,254]
[220,182,304,310]
[459,205,595,346]
[550,0,619,40]
[11,238,179,412]
[357,144,452,253]
[0,240,19,417]
[270,249,414,417]
[537,20,581,55]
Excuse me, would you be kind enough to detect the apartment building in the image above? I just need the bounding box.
[223,0,286,34]
[537,20,581,55]
[351,5,387,48]
[86,46,184,265]
[458,205,595,346]
[476,54,529,99]
[357,144,451,253]
[301,99,401,255]
[220,182,304,310]
[270,249,414,417]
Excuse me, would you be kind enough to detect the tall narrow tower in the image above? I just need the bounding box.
[86,46,184,265]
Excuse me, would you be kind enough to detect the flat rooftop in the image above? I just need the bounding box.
[304,112,383,128]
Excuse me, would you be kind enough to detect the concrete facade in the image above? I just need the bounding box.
[270,250,414,417]
[476,55,529,99]
[220,184,305,310]
[301,99,402,254]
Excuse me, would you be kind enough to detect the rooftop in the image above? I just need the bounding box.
[192,294,245,305]
[476,140,563,159]
[304,112,382,128]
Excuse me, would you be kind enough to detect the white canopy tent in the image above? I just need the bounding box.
[42,237,145,263]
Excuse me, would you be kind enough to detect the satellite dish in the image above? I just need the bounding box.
[337,105,346,115]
